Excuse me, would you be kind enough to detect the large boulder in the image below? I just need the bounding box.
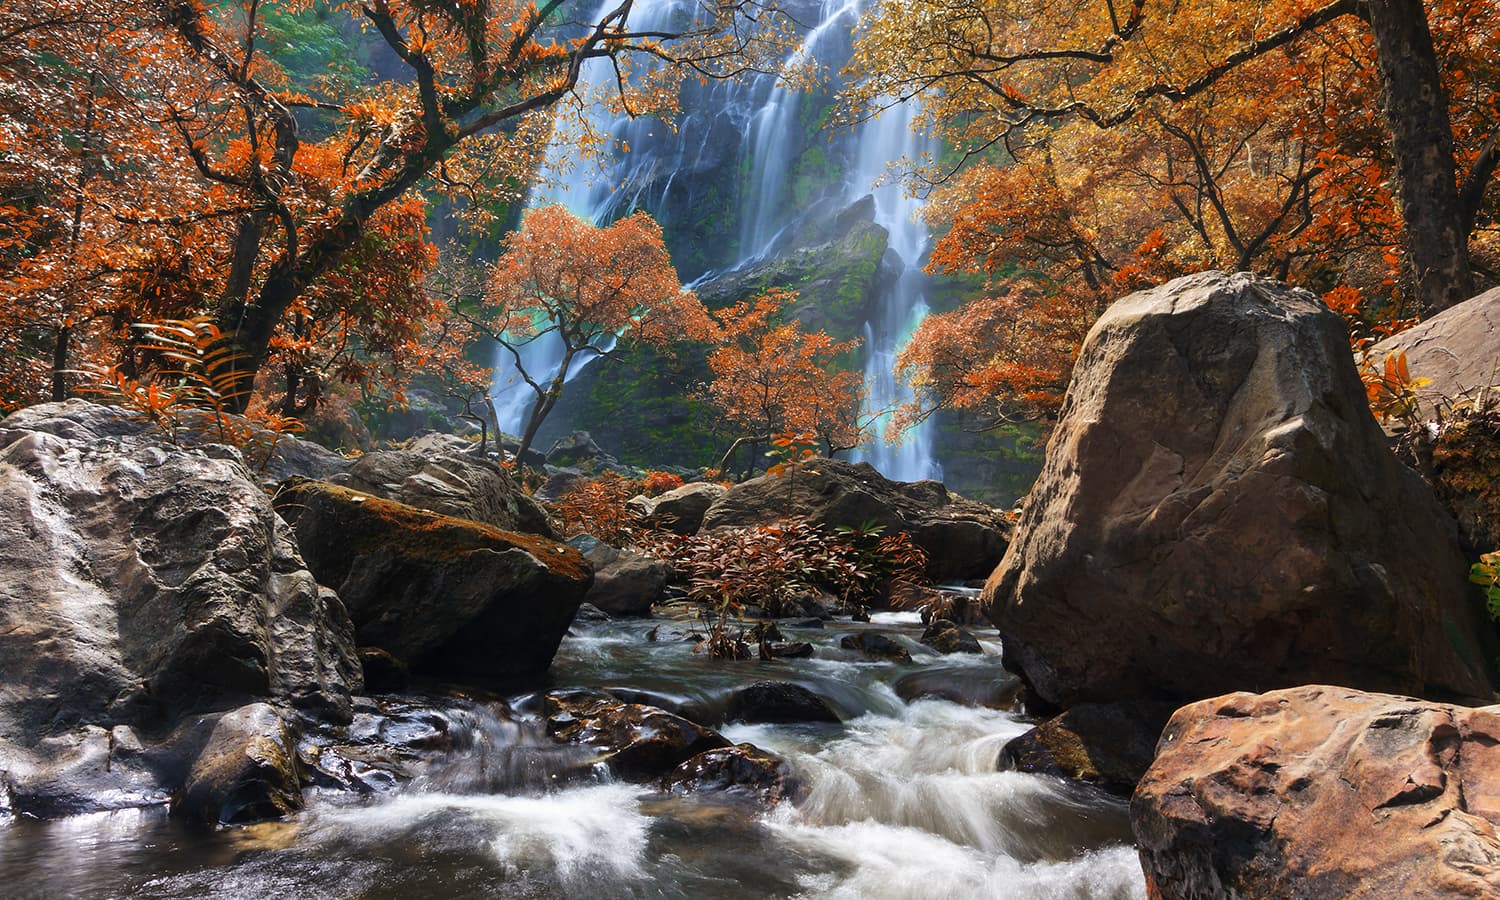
[701,459,1009,581]
[0,401,360,818]
[273,479,590,682]
[569,536,668,617]
[985,272,1492,708]
[1133,685,1500,898]
[1372,285,1500,418]
[627,481,727,534]
[345,447,555,538]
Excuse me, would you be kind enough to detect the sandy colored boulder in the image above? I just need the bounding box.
[1133,685,1500,898]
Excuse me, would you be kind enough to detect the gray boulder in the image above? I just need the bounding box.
[569,536,668,617]
[345,446,555,538]
[0,401,359,818]
[1371,284,1500,418]
[985,272,1492,708]
[701,459,1010,581]
[628,481,727,534]
[274,479,591,682]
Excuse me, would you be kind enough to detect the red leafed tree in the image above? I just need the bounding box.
[706,288,866,470]
[475,205,712,462]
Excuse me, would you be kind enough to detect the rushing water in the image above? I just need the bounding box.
[0,611,1145,899]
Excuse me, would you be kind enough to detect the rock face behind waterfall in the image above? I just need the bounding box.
[0,401,360,817]
[274,479,590,681]
[700,459,1010,581]
[985,272,1491,708]
[1133,685,1500,897]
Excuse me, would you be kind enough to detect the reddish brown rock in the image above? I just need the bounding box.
[542,690,730,781]
[665,743,806,806]
[1132,685,1500,898]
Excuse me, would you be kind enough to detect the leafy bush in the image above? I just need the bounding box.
[642,518,929,618]
[81,318,302,473]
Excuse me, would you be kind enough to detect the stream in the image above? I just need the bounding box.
[0,612,1146,899]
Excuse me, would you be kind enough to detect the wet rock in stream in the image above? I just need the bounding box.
[725,681,842,725]
[839,632,914,663]
[540,690,732,781]
[664,743,806,807]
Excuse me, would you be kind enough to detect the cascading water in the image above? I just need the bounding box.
[488,0,683,436]
[494,0,944,480]
[0,612,1147,897]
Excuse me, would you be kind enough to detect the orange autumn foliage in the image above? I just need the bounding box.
[478,205,712,462]
[706,289,867,459]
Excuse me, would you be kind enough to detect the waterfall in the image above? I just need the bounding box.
[488,0,684,437]
[492,0,945,482]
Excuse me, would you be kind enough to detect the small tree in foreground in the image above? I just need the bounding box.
[705,288,867,474]
[477,205,712,463]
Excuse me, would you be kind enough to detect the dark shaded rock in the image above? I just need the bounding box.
[569,535,668,617]
[0,402,360,818]
[627,482,727,534]
[536,467,589,502]
[357,647,410,694]
[1400,408,1500,555]
[986,272,1492,708]
[725,682,840,724]
[920,620,983,654]
[273,479,590,682]
[573,603,612,623]
[894,669,1024,710]
[1000,702,1175,797]
[542,690,731,781]
[664,743,806,806]
[701,458,1009,581]
[761,641,815,660]
[346,446,555,538]
[1133,685,1500,898]
[546,431,617,471]
[839,632,913,663]
[175,703,303,826]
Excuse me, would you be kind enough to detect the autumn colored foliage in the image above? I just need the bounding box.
[475,205,711,461]
[705,289,867,465]
[0,0,787,417]
[843,0,1498,429]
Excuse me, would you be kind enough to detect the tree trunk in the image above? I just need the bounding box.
[514,349,574,466]
[1364,0,1474,313]
[50,326,69,402]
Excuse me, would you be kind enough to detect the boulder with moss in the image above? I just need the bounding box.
[344,446,555,538]
[274,479,591,682]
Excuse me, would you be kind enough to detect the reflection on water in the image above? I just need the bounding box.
[0,612,1145,899]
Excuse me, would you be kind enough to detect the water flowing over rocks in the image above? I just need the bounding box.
[1133,685,1500,897]
[0,401,360,819]
[539,690,731,781]
[343,446,556,538]
[701,459,1010,581]
[665,743,806,807]
[985,271,1492,709]
[273,479,590,682]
